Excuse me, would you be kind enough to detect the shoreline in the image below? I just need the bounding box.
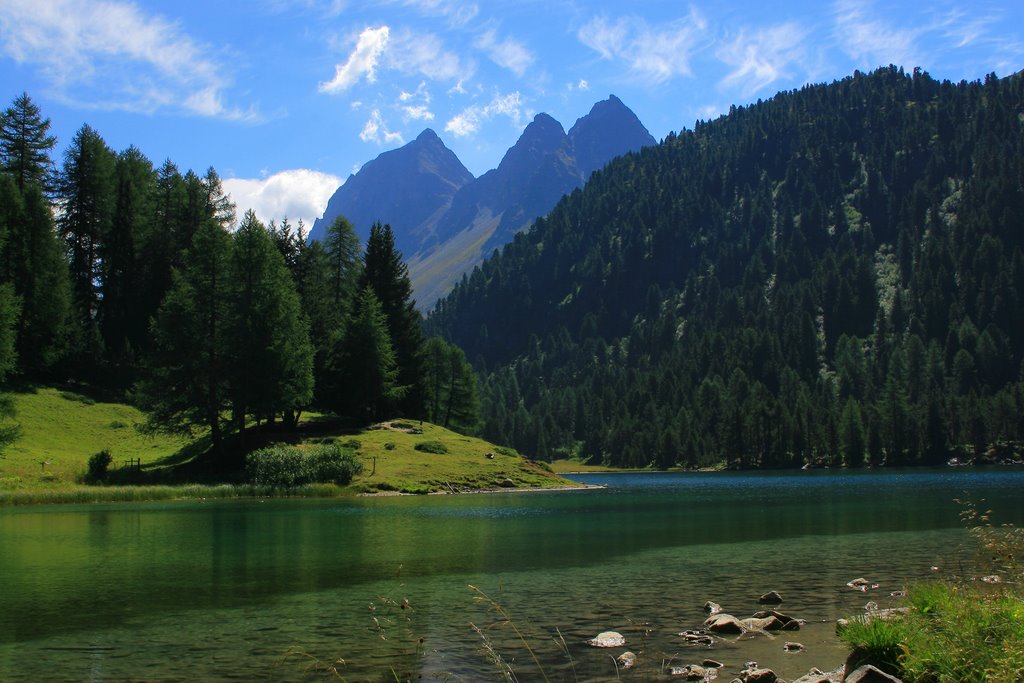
[358,483,605,497]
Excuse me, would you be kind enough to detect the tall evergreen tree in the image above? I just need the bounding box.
[0,92,56,194]
[422,336,480,434]
[361,222,424,416]
[57,124,116,373]
[138,218,233,453]
[328,286,404,423]
[225,210,313,436]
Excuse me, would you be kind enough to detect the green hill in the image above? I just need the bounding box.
[0,387,575,503]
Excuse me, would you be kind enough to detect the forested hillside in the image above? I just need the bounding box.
[428,67,1024,469]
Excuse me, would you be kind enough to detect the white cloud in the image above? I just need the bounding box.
[320,26,391,93]
[833,0,921,69]
[223,169,344,229]
[717,23,808,97]
[386,29,472,82]
[399,81,432,103]
[360,109,404,144]
[578,79,590,91]
[0,0,252,119]
[402,105,435,121]
[474,29,534,76]
[578,9,708,83]
[445,91,524,137]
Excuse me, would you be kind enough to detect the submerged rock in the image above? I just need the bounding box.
[783,641,805,652]
[704,614,744,633]
[846,578,871,589]
[679,630,716,645]
[587,631,625,648]
[617,651,636,669]
[741,615,784,632]
[670,663,709,680]
[758,591,783,604]
[751,609,802,630]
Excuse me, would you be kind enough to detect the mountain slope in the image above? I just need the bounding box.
[427,67,1024,470]
[309,129,473,249]
[311,96,655,308]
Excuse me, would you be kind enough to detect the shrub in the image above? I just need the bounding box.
[341,438,361,450]
[86,449,113,483]
[247,444,363,487]
[414,440,448,454]
[494,446,518,458]
[384,442,396,451]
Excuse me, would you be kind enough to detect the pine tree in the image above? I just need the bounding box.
[422,336,480,434]
[0,92,56,194]
[361,222,424,416]
[57,124,116,373]
[328,286,404,423]
[225,210,313,436]
[137,218,233,453]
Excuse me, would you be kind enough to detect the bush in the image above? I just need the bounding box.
[246,444,363,487]
[384,442,396,451]
[341,438,361,450]
[414,440,448,454]
[87,449,113,483]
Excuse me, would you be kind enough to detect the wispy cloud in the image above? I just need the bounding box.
[386,28,472,82]
[833,0,921,69]
[0,0,254,119]
[223,169,343,228]
[445,91,524,137]
[717,23,809,97]
[360,108,404,144]
[475,29,534,76]
[578,9,708,83]
[319,26,391,93]
[394,0,479,27]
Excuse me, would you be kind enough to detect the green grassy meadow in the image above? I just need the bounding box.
[0,388,576,504]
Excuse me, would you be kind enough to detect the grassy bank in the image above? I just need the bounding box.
[839,504,1024,681]
[0,388,576,504]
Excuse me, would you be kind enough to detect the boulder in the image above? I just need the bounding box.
[617,651,636,669]
[741,616,784,631]
[704,614,745,633]
[758,591,784,604]
[844,664,904,682]
[739,667,778,683]
[705,600,723,615]
[791,668,835,683]
[751,609,801,629]
[586,631,625,648]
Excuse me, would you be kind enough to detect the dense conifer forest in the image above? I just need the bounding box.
[428,67,1024,469]
[0,94,479,459]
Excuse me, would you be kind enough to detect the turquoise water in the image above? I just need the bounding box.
[0,469,1022,681]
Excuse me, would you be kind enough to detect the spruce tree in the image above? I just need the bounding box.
[361,222,424,416]
[422,336,480,434]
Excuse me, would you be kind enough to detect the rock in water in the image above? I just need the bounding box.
[669,664,708,680]
[616,651,636,669]
[739,667,779,682]
[586,631,625,648]
[758,591,783,604]
[783,641,805,652]
[845,664,904,682]
[704,600,723,614]
[703,614,744,633]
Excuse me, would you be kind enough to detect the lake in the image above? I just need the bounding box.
[1,469,1022,681]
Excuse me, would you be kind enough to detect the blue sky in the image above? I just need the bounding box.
[2,0,1022,228]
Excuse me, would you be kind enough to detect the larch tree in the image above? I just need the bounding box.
[0,92,56,194]
[225,210,313,437]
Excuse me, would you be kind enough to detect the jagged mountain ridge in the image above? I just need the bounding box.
[310,95,656,308]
